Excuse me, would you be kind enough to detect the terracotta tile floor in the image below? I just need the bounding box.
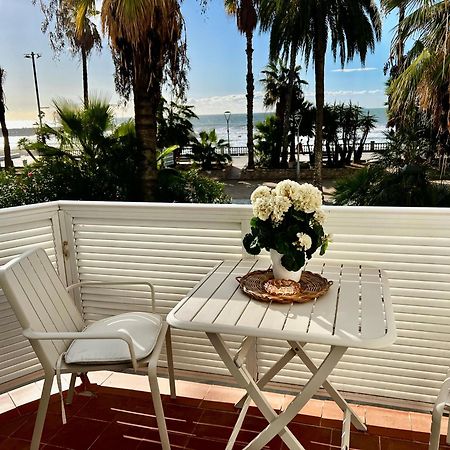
[0,372,449,450]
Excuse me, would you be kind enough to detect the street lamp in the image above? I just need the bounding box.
[224,110,231,150]
[24,52,44,129]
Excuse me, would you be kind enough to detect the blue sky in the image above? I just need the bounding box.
[0,0,397,125]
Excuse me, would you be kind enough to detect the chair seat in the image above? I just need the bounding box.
[65,312,163,364]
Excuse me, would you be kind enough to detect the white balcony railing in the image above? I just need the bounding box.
[1,201,449,407]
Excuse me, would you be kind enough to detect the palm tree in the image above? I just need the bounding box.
[70,0,188,201]
[69,3,102,106]
[33,0,101,107]
[225,0,258,169]
[355,112,377,162]
[383,0,449,154]
[260,59,306,166]
[260,1,302,168]
[0,67,13,169]
[157,98,198,150]
[260,0,381,188]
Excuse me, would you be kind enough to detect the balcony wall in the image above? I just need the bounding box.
[1,201,449,407]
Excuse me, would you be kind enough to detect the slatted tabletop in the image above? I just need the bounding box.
[167,259,396,349]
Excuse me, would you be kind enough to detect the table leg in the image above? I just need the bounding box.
[288,341,366,432]
[235,348,297,409]
[207,332,305,450]
[341,408,351,450]
[244,346,347,450]
[225,396,251,450]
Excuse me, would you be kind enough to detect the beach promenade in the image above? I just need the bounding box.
[222,156,336,204]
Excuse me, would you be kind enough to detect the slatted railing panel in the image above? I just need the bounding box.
[0,204,62,392]
[62,203,250,377]
[2,202,450,406]
[259,207,450,404]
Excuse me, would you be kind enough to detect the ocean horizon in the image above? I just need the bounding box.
[2,108,388,153]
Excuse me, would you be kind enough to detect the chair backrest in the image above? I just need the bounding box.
[0,247,84,371]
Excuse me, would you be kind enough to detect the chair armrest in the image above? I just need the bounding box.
[23,328,139,371]
[66,281,156,313]
[433,377,450,415]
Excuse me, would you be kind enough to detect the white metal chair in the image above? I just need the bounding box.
[429,370,450,450]
[0,247,176,450]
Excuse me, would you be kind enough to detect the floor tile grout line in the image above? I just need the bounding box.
[1,376,449,449]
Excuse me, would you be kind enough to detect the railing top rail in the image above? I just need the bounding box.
[1,201,449,218]
[52,201,450,216]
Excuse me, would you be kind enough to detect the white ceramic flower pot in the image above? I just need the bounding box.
[270,249,303,282]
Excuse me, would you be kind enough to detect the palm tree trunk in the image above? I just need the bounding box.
[0,68,12,169]
[133,60,162,202]
[281,41,298,168]
[81,47,89,108]
[313,27,326,189]
[0,102,12,169]
[273,103,283,168]
[0,113,12,169]
[438,81,450,156]
[246,30,255,170]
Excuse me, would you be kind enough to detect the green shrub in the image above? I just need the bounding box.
[334,119,450,207]
[157,169,230,203]
[254,115,282,168]
[189,130,231,170]
[0,154,136,209]
[0,98,230,209]
[334,165,450,207]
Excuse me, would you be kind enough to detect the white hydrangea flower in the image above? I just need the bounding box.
[292,183,322,213]
[250,185,272,204]
[252,197,273,221]
[274,180,301,200]
[293,232,312,251]
[271,194,291,224]
[313,210,327,225]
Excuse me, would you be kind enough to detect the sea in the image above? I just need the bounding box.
[192,108,388,147]
[1,108,388,157]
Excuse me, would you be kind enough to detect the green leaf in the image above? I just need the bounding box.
[243,233,261,255]
[281,251,305,272]
[250,216,259,228]
[320,239,329,256]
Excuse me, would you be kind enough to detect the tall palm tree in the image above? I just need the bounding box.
[69,3,102,106]
[0,67,13,169]
[225,0,258,169]
[39,0,188,200]
[33,0,101,107]
[261,59,306,166]
[260,1,302,168]
[261,0,381,188]
[100,0,188,200]
[384,0,449,154]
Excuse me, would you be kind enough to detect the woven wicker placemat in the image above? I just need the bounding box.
[236,269,333,304]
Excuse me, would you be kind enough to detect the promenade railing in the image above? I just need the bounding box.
[175,141,388,161]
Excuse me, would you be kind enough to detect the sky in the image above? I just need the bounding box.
[0,0,398,126]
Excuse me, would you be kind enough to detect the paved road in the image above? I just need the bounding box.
[223,179,336,204]
[222,158,335,204]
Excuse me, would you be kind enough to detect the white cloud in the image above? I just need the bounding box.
[187,88,385,115]
[304,89,383,97]
[331,67,378,73]
[187,91,266,115]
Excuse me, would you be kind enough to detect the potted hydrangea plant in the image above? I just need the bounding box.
[243,180,329,281]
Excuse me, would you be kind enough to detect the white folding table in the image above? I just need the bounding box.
[167,258,396,450]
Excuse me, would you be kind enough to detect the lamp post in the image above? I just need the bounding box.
[296,116,303,181]
[24,52,44,129]
[224,111,231,152]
